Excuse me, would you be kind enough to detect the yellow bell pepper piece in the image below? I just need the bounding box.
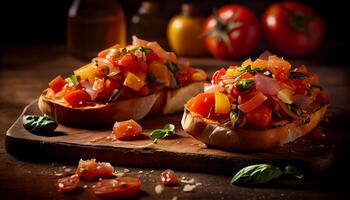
[191,69,207,81]
[242,58,254,68]
[148,61,173,86]
[123,72,145,91]
[74,63,105,85]
[226,67,236,77]
[214,92,231,114]
[252,59,268,69]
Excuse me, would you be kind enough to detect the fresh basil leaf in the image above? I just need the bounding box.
[107,89,120,103]
[289,72,309,79]
[23,115,58,134]
[284,165,304,179]
[141,47,151,54]
[301,116,310,125]
[166,60,180,73]
[117,48,127,57]
[236,78,254,91]
[150,123,175,144]
[146,73,157,84]
[231,164,282,185]
[70,74,78,86]
[288,104,302,116]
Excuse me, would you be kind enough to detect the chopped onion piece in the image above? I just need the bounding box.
[293,94,312,109]
[255,74,280,95]
[204,84,224,93]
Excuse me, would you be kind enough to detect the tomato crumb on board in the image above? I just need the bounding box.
[311,127,326,139]
[92,177,141,198]
[160,169,179,186]
[57,174,80,193]
[112,119,143,140]
[76,159,114,181]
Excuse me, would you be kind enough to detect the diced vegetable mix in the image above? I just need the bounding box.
[188,54,329,129]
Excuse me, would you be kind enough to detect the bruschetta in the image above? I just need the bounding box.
[39,36,207,126]
[181,54,329,150]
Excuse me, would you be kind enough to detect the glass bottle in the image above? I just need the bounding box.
[67,0,126,59]
[128,1,167,49]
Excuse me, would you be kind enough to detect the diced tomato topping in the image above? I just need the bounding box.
[267,56,291,81]
[246,104,272,129]
[311,127,326,139]
[113,119,143,140]
[160,169,178,186]
[237,72,254,80]
[57,174,80,193]
[97,78,122,100]
[64,89,91,107]
[308,73,319,85]
[238,92,266,113]
[145,52,161,64]
[297,65,309,73]
[315,91,330,104]
[176,67,195,86]
[49,75,66,93]
[287,79,309,94]
[114,53,147,72]
[187,93,215,117]
[76,159,114,181]
[92,177,141,198]
[138,86,150,96]
[211,68,226,84]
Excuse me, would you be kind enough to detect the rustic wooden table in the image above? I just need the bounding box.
[0,44,349,199]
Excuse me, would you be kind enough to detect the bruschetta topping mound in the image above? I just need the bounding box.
[186,54,329,130]
[47,37,207,107]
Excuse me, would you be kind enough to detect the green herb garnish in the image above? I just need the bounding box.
[236,78,254,90]
[288,104,302,116]
[289,72,309,79]
[70,74,78,85]
[231,164,304,186]
[150,124,175,144]
[284,165,304,179]
[23,115,58,134]
[166,60,180,73]
[231,164,282,185]
[117,48,128,57]
[107,89,120,103]
[146,73,157,84]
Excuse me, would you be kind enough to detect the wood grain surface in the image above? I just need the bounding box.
[1,44,350,199]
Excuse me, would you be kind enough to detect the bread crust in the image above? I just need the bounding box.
[39,82,204,127]
[181,105,328,150]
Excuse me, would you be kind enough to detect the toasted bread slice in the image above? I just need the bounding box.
[181,105,327,150]
[39,82,204,127]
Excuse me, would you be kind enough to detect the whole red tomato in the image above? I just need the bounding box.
[262,1,326,57]
[203,5,261,59]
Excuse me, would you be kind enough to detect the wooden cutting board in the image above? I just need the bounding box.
[5,100,349,175]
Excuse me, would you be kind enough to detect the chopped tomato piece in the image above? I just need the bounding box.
[160,169,178,186]
[297,65,309,73]
[138,86,150,96]
[246,104,272,129]
[315,91,330,104]
[115,52,147,72]
[76,159,114,181]
[238,92,266,113]
[145,52,161,64]
[311,127,326,139]
[98,78,123,100]
[308,73,319,85]
[49,75,66,93]
[267,56,291,81]
[92,177,141,198]
[176,67,195,86]
[57,174,80,193]
[113,119,142,140]
[187,93,215,117]
[64,89,91,107]
[211,68,226,84]
[287,79,309,94]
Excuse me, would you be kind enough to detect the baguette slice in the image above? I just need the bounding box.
[181,105,328,150]
[39,82,204,127]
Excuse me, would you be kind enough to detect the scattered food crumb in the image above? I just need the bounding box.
[54,173,64,176]
[155,184,164,194]
[62,166,66,169]
[58,183,64,188]
[138,170,143,174]
[181,178,195,184]
[183,184,196,192]
[83,185,88,189]
[176,141,181,144]
[113,171,125,178]
[150,170,154,173]
[123,168,130,173]
[98,178,102,181]
[195,182,202,186]
[172,196,178,200]
[106,136,111,140]
[64,168,72,173]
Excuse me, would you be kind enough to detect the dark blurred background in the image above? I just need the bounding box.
[0,0,349,64]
